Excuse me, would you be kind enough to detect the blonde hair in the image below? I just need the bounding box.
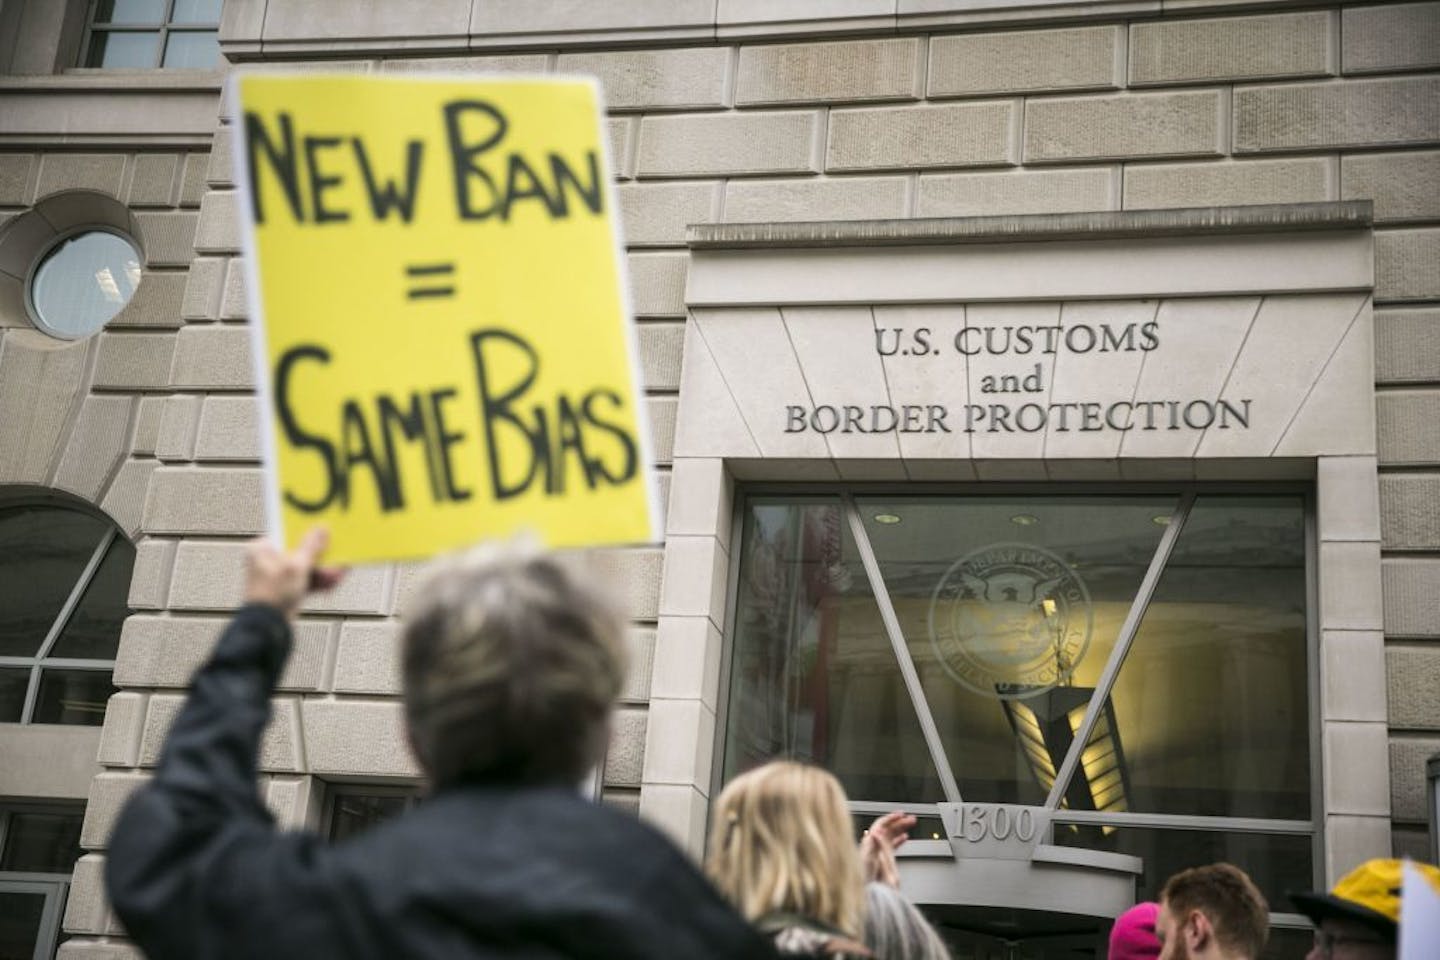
[864,882,949,960]
[705,761,865,938]
[401,541,626,788]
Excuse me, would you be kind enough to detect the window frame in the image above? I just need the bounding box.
[0,877,69,960]
[0,802,85,960]
[0,802,86,878]
[23,225,144,342]
[78,0,221,70]
[319,784,420,843]
[0,497,129,726]
[713,480,1322,932]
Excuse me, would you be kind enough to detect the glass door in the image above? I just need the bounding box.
[719,487,1317,945]
[923,905,1106,960]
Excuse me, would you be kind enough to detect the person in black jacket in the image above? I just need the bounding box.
[105,529,773,960]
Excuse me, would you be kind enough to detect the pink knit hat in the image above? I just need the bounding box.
[1109,902,1161,960]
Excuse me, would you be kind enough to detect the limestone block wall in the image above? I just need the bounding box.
[0,150,207,526]
[43,0,1440,954]
[0,144,211,955]
[517,1,1434,859]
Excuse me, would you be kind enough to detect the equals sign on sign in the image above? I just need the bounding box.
[405,262,455,300]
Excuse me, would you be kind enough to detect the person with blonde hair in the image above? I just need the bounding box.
[707,760,877,958]
[106,531,771,960]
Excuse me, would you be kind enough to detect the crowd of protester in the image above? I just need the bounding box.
[103,533,1439,959]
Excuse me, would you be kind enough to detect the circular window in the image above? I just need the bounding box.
[27,230,142,339]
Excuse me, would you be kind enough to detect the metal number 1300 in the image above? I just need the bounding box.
[962,805,1037,843]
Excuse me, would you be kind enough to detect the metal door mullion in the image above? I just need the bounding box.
[1044,493,1196,810]
[843,494,962,804]
[1304,491,1324,889]
[782,510,808,755]
[849,800,943,816]
[18,666,43,726]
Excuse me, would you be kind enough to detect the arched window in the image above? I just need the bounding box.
[0,495,134,725]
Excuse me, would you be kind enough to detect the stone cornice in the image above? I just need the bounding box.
[687,202,1376,250]
[222,0,1328,59]
[0,71,221,148]
[0,70,224,92]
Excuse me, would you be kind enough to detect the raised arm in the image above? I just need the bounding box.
[105,531,348,959]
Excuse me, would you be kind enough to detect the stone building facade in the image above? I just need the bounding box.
[0,1,1438,957]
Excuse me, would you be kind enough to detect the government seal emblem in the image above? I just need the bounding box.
[928,542,1092,699]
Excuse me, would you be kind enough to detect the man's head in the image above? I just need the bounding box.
[1291,858,1440,960]
[1156,863,1269,960]
[401,542,627,789]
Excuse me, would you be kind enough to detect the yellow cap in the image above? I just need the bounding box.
[1292,859,1440,936]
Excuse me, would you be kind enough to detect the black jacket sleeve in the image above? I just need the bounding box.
[105,605,369,959]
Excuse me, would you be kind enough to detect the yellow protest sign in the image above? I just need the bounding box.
[233,74,659,565]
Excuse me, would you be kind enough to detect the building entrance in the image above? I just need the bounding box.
[720,488,1321,947]
[922,906,1106,960]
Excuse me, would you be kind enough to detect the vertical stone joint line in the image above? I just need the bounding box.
[46,337,102,488]
[1189,294,1264,458]
[99,398,143,502]
[723,43,740,108]
[777,306,833,462]
[814,107,831,175]
[1115,298,1163,459]
[1268,294,1370,457]
[1011,96,1026,166]
[1040,301,1069,462]
[914,31,931,102]
[689,314,765,456]
[868,306,905,468]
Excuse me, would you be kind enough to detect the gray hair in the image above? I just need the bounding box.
[863,883,949,960]
[401,541,627,788]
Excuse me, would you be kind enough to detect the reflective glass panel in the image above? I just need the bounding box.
[31,669,114,726]
[1065,497,1310,820]
[171,0,223,23]
[0,810,83,873]
[0,669,29,723]
[51,538,135,661]
[724,499,945,802]
[329,794,412,843]
[85,30,161,68]
[0,891,47,960]
[859,497,1172,805]
[0,506,106,657]
[94,0,167,24]
[161,30,219,68]
[30,232,143,337]
[849,813,947,843]
[1051,826,1313,914]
